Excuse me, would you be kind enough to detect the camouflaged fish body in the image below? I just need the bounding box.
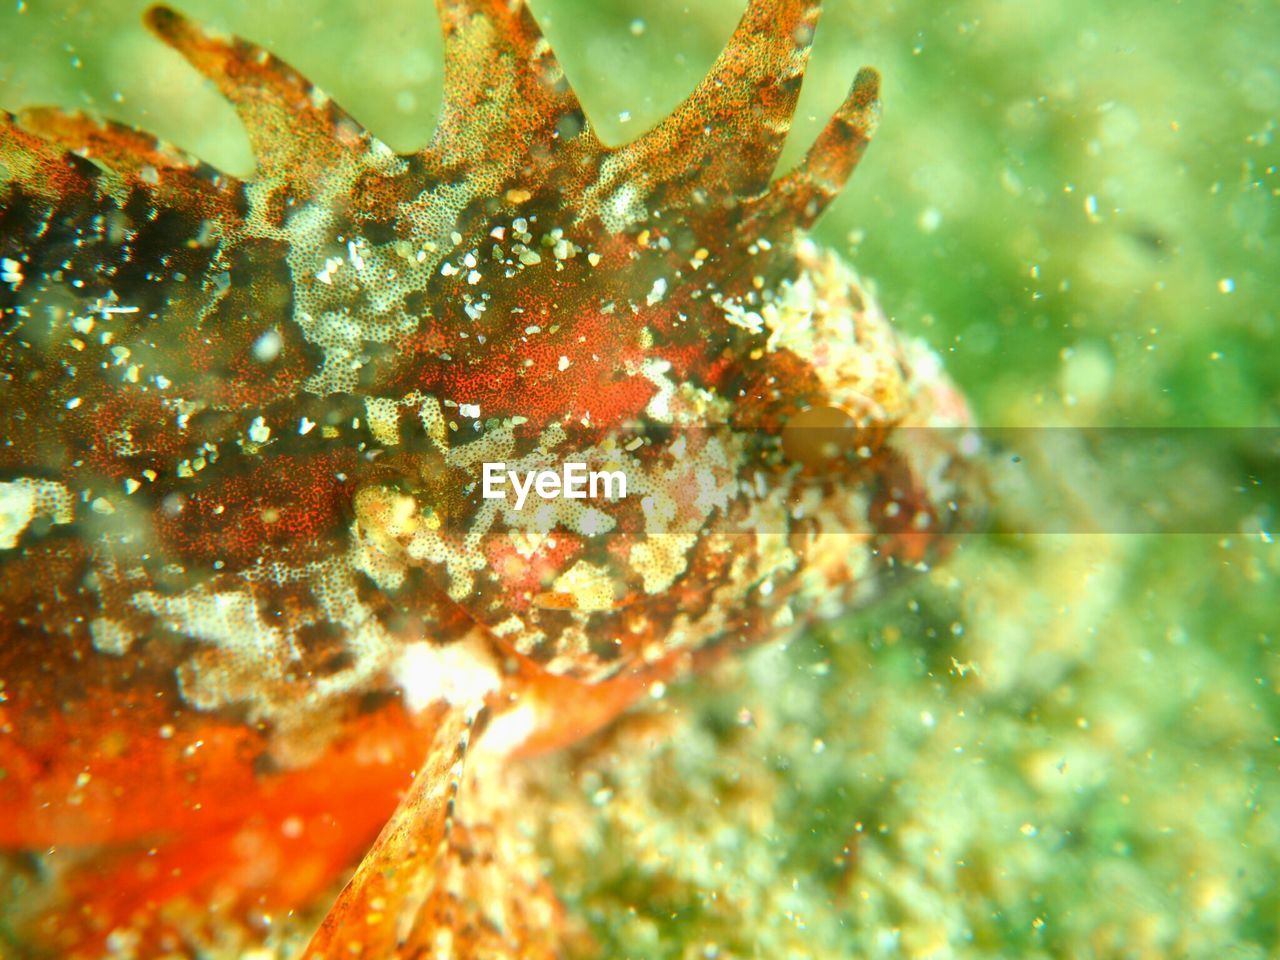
[0,2,975,955]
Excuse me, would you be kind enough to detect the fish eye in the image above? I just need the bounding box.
[780,404,884,472]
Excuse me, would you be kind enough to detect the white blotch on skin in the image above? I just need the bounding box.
[392,633,502,713]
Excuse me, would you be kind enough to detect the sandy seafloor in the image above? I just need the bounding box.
[1,0,1277,957]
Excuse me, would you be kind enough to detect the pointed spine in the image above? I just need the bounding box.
[603,0,820,207]
[430,0,595,171]
[143,5,366,177]
[10,107,244,222]
[16,107,203,177]
[300,704,473,960]
[0,110,116,205]
[750,66,882,232]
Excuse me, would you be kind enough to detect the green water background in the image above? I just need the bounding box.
[2,1,1277,957]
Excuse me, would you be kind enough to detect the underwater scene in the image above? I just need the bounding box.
[1,0,1277,957]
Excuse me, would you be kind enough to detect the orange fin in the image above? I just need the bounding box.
[301,705,474,959]
[751,66,882,231]
[302,701,565,959]
[144,5,367,176]
[14,107,201,176]
[0,110,104,203]
[607,0,821,203]
[429,0,596,169]
[3,106,245,228]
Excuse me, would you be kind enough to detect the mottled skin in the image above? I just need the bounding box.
[0,1,975,957]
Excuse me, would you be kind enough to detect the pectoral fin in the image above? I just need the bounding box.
[302,702,564,959]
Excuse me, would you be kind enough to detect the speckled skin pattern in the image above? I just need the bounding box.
[0,1,975,956]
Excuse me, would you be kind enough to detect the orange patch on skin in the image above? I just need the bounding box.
[484,532,585,610]
[4,693,430,956]
[153,450,359,566]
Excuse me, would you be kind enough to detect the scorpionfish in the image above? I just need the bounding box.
[0,1,976,957]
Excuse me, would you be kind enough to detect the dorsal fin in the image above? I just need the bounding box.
[143,6,368,178]
[747,66,882,233]
[601,0,821,209]
[15,107,209,177]
[0,110,107,203]
[429,0,597,171]
[10,106,243,223]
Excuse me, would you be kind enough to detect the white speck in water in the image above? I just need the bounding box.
[248,416,271,444]
[252,329,283,363]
